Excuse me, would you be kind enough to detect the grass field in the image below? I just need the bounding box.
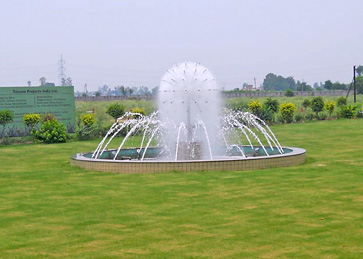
[0,119,362,258]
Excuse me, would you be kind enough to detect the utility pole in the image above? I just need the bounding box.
[58,54,66,86]
[353,65,356,103]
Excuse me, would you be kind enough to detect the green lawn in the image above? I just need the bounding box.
[0,119,362,258]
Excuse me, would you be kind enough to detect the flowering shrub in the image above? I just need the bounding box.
[279,102,296,123]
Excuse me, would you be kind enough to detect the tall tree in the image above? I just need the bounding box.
[356,65,363,76]
[39,77,46,86]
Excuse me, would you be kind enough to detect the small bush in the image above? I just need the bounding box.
[0,109,14,140]
[248,100,262,116]
[357,111,363,118]
[324,100,336,118]
[77,114,97,140]
[305,113,314,121]
[106,103,125,122]
[23,113,41,135]
[310,97,325,116]
[295,114,304,123]
[279,102,297,123]
[276,115,285,124]
[131,107,146,119]
[285,89,294,97]
[337,97,347,108]
[263,98,279,113]
[81,114,96,126]
[258,108,275,125]
[340,105,358,119]
[302,99,311,110]
[33,119,67,144]
[317,113,328,121]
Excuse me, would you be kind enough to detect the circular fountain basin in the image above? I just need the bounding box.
[70,146,306,174]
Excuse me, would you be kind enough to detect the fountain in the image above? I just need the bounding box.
[71,62,306,173]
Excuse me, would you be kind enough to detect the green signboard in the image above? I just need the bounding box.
[0,86,75,136]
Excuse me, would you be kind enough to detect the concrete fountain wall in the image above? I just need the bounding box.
[71,147,306,174]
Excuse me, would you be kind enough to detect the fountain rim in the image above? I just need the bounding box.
[71,146,306,163]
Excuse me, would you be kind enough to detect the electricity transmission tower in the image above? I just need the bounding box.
[58,54,66,86]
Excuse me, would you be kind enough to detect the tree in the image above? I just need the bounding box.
[356,65,363,76]
[296,82,313,91]
[285,88,294,97]
[263,73,292,91]
[356,76,363,94]
[66,77,72,86]
[310,97,325,116]
[39,77,46,86]
[44,82,55,87]
[0,109,14,141]
[61,78,67,86]
[95,91,101,97]
[106,103,125,121]
[324,80,333,90]
[27,81,31,87]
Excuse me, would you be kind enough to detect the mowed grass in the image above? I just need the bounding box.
[0,119,362,258]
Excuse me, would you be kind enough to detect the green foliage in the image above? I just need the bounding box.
[23,113,41,129]
[258,108,275,125]
[131,107,146,119]
[310,97,325,116]
[263,73,295,91]
[279,102,296,123]
[81,114,95,126]
[248,100,262,116]
[336,97,347,107]
[340,105,358,119]
[317,113,328,121]
[356,76,363,94]
[324,100,336,118]
[356,65,363,76]
[33,119,67,144]
[77,114,97,140]
[227,99,249,111]
[305,113,314,121]
[0,109,14,140]
[294,114,304,122]
[42,113,56,122]
[284,88,294,97]
[106,103,125,121]
[302,99,311,110]
[263,98,279,113]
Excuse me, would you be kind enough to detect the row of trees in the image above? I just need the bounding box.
[262,73,349,92]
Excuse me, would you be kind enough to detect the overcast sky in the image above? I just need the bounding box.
[0,0,362,92]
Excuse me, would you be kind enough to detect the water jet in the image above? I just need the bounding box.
[71,62,306,173]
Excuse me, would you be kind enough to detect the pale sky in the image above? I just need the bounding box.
[0,0,362,92]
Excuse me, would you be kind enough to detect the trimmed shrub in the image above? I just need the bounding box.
[33,119,67,144]
[248,100,262,116]
[77,114,97,140]
[0,109,14,140]
[106,103,125,122]
[279,102,297,123]
[81,114,95,126]
[310,97,324,116]
[23,113,41,133]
